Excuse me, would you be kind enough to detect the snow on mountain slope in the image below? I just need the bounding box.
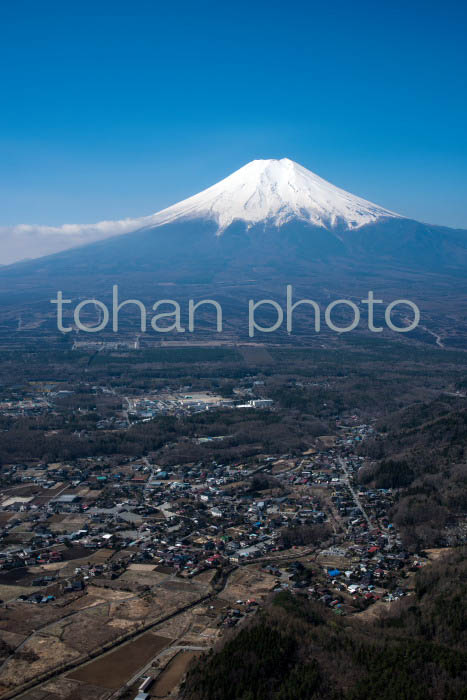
[0,158,400,264]
[146,158,400,232]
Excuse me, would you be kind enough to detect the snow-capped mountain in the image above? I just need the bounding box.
[0,159,399,264]
[1,157,466,302]
[145,158,400,232]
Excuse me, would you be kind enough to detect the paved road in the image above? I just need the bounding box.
[338,456,372,528]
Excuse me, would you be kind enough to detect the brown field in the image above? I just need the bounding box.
[20,677,110,700]
[0,583,35,600]
[159,579,205,594]
[220,480,248,491]
[155,565,175,575]
[0,629,27,647]
[354,599,392,621]
[84,490,102,499]
[86,548,115,563]
[425,547,452,561]
[151,651,200,697]
[86,586,134,601]
[48,513,67,522]
[9,520,34,533]
[30,561,68,572]
[59,549,114,575]
[0,636,80,690]
[200,597,230,611]
[118,570,169,587]
[48,515,87,533]
[271,460,295,474]
[0,598,100,637]
[1,484,43,498]
[68,633,172,688]
[316,554,349,570]
[191,569,217,584]
[109,596,155,622]
[60,546,91,562]
[127,564,157,572]
[0,513,14,524]
[318,435,337,447]
[222,567,276,603]
[55,614,122,654]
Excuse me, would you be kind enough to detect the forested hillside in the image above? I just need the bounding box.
[358,398,467,548]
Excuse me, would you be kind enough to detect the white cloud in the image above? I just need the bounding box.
[0,216,152,265]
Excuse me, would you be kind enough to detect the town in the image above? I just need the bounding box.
[0,411,431,700]
[0,338,465,700]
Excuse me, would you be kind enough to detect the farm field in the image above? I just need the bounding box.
[220,566,276,603]
[150,650,201,698]
[68,633,172,688]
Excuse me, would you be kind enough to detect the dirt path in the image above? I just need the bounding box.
[419,324,445,348]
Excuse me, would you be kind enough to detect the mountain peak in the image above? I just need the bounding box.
[147,157,400,233]
[0,158,401,264]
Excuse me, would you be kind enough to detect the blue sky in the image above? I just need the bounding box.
[1,0,467,228]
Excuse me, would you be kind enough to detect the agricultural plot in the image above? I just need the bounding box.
[68,633,172,688]
[150,650,201,698]
[0,583,36,601]
[0,635,81,690]
[221,567,277,603]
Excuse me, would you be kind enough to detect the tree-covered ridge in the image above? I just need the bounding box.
[358,397,467,548]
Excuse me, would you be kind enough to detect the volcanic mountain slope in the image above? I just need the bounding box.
[136,157,400,231]
[0,158,466,301]
[0,158,398,265]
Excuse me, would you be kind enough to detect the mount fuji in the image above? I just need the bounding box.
[135,157,400,233]
[0,158,400,265]
[0,158,466,301]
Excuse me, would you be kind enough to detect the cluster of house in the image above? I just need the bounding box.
[125,390,273,422]
[0,397,50,417]
[0,382,77,418]
[0,379,275,433]
[0,417,425,614]
[96,416,129,430]
[0,452,323,585]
